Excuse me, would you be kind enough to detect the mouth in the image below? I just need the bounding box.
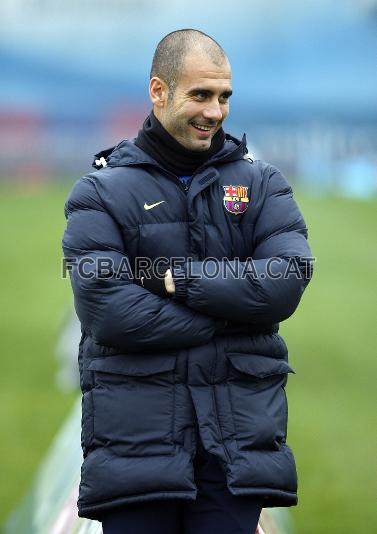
[190,122,216,138]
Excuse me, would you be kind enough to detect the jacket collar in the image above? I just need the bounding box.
[93,133,249,172]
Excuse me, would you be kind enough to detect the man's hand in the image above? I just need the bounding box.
[255,523,266,534]
[164,268,176,294]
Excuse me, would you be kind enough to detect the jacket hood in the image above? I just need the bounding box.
[92,133,249,171]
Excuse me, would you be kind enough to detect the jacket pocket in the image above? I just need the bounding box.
[87,353,176,376]
[88,353,177,456]
[226,353,294,451]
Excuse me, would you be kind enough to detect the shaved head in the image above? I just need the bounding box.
[150,29,228,94]
[149,30,231,151]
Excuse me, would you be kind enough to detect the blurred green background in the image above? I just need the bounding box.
[1,184,376,533]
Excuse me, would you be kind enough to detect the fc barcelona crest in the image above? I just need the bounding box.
[223,185,250,215]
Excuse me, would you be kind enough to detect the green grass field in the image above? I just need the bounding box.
[0,184,376,533]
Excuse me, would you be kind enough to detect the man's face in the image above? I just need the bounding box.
[158,52,232,151]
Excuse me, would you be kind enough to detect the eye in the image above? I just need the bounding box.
[220,92,232,104]
[194,91,208,100]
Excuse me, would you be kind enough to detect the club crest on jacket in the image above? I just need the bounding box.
[223,185,250,215]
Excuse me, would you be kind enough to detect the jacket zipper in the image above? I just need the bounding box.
[158,168,192,195]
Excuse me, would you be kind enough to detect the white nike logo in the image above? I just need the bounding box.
[144,201,166,210]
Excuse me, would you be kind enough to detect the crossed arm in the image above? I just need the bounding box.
[168,167,312,325]
[63,169,312,352]
[63,176,223,353]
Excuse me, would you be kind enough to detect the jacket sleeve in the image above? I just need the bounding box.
[62,175,221,352]
[172,166,313,325]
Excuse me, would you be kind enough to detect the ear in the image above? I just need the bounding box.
[149,77,169,107]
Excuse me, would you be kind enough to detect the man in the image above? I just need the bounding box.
[63,29,312,534]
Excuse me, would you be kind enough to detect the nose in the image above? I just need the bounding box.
[202,99,223,122]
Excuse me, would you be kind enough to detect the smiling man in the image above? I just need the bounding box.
[149,35,232,151]
[63,29,312,534]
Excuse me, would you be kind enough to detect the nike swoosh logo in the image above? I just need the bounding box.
[144,201,166,210]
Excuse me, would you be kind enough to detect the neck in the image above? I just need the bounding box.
[134,111,226,176]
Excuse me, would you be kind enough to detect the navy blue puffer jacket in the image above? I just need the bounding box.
[62,134,312,520]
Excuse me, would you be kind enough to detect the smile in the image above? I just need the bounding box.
[191,123,213,132]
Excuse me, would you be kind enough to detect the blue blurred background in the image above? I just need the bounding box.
[1,0,376,195]
[1,1,377,533]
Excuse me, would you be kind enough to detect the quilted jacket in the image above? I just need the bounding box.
[62,133,312,520]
